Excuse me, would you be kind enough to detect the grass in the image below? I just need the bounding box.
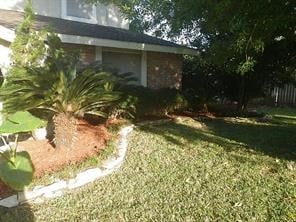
[257,106,296,125]
[256,106,296,117]
[0,108,296,221]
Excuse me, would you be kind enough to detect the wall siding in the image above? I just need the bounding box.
[0,0,129,29]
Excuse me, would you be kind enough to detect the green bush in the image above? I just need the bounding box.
[182,88,208,112]
[108,95,138,119]
[116,86,188,118]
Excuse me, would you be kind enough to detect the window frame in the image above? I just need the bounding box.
[61,0,97,24]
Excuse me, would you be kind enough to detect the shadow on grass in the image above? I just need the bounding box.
[138,119,296,161]
[0,203,35,222]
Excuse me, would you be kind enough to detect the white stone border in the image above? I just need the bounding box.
[0,125,134,208]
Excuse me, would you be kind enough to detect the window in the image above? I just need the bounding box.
[62,0,97,23]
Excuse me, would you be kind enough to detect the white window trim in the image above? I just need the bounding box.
[61,0,97,24]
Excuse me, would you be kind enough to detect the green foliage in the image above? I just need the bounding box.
[0,111,46,134]
[9,0,48,68]
[119,86,187,118]
[183,47,295,113]
[0,150,34,191]
[0,111,44,190]
[108,95,138,119]
[237,57,256,75]
[0,64,121,118]
[0,69,3,86]
[182,56,223,110]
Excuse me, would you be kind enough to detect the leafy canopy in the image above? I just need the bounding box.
[91,0,295,76]
[91,0,295,113]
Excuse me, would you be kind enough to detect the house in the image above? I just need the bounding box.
[0,0,197,89]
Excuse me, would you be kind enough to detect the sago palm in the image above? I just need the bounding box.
[0,64,121,149]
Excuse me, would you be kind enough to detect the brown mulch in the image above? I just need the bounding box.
[181,111,216,119]
[0,181,14,199]
[0,120,109,199]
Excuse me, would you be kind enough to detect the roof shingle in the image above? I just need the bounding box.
[0,9,182,48]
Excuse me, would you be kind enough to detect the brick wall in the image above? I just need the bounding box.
[147,52,182,89]
[62,43,96,68]
[61,44,183,90]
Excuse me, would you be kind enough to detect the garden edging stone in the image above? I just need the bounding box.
[0,125,134,208]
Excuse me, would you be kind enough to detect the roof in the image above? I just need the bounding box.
[0,9,185,49]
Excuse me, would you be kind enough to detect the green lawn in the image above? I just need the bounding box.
[1,109,296,221]
[257,106,296,117]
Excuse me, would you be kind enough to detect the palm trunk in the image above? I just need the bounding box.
[53,113,77,150]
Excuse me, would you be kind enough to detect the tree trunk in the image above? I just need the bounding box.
[53,113,78,150]
[237,75,246,116]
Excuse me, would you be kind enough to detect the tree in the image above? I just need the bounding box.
[9,0,48,68]
[91,0,296,114]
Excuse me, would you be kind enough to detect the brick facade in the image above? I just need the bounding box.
[62,43,96,68]
[147,52,182,89]
[62,44,183,89]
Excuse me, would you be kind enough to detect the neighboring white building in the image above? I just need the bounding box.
[0,0,129,28]
[0,0,197,88]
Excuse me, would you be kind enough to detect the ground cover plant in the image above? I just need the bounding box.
[0,108,295,221]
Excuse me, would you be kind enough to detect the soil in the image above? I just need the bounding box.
[0,119,109,199]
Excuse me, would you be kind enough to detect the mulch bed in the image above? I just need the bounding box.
[0,120,109,199]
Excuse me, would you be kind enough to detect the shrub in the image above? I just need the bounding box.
[108,95,138,119]
[116,86,188,118]
[1,62,121,149]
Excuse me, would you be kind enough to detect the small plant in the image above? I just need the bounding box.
[0,111,45,191]
[0,135,34,191]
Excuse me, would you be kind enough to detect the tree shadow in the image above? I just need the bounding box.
[206,119,296,160]
[0,203,35,222]
[138,119,296,161]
